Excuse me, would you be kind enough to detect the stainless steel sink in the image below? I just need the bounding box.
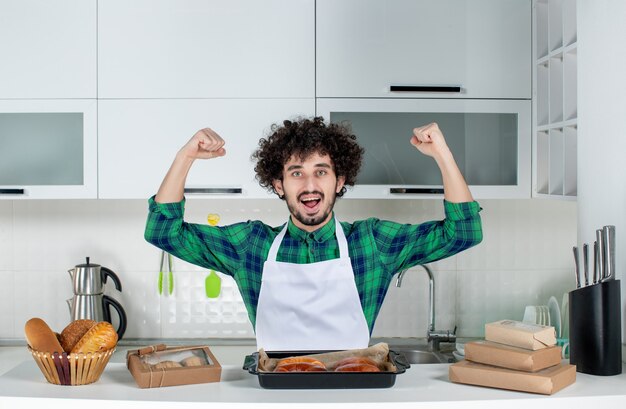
[390,345,456,365]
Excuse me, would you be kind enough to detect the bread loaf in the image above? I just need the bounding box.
[274,362,327,372]
[24,318,64,354]
[334,356,381,372]
[334,363,380,372]
[274,356,327,372]
[152,360,182,369]
[180,356,206,367]
[71,321,118,353]
[59,319,96,353]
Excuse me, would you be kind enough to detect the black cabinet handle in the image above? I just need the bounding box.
[184,187,243,195]
[0,188,25,195]
[390,85,461,93]
[390,188,444,194]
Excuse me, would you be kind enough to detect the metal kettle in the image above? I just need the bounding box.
[68,257,122,295]
[66,257,127,339]
[66,294,127,340]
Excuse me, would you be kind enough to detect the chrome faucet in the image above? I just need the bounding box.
[396,264,456,351]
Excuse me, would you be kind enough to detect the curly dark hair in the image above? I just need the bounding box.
[252,116,364,198]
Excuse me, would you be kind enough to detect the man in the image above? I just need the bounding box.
[145,116,482,351]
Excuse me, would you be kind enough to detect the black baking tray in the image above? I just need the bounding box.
[242,349,410,389]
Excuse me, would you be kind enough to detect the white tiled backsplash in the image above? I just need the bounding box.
[0,198,577,341]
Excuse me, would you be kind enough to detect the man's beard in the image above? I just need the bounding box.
[284,190,338,228]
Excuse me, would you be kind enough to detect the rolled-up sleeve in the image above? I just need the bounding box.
[374,200,483,273]
[144,196,246,275]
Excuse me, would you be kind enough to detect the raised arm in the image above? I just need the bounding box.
[155,128,226,203]
[410,122,473,203]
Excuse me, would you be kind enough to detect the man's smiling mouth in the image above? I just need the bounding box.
[299,193,323,210]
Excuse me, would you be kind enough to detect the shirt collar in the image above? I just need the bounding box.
[286,213,336,243]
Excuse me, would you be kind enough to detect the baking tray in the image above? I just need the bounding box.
[243,349,410,389]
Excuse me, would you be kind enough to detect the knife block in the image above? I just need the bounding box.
[569,279,622,376]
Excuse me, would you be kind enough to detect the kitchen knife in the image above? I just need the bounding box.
[602,225,616,281]
[596,229,605,283]
[573,246,581,288]
[583,243,589,286]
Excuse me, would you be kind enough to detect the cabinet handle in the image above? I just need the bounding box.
[390,188,444,194]
[0,188,25,195]
[184,188,243,195]
[390,85,461,93]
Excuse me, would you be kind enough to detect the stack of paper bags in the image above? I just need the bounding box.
[449,320,576,395]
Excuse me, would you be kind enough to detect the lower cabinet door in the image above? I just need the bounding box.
[98,99,315,199]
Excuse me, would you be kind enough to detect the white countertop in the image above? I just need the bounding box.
[1,346,626,409]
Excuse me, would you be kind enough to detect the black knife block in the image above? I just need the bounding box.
[569,279,622,376]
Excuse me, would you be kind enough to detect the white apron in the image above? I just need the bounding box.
[255,218,370,351]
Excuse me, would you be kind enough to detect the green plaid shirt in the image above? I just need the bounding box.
[145,197,482,332]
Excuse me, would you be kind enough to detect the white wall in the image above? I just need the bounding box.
[0,197,576,342]
[577,0,626,342]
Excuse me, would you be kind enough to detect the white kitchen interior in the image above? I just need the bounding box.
[0,0,582,343]
[0,0,626,406]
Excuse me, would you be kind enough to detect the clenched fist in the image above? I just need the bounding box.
[179,128,226,160]
[410,122,452,160]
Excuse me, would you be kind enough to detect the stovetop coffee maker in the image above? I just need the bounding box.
[67,257,127,339]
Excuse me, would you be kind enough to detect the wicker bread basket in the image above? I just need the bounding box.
[28,346,115,385]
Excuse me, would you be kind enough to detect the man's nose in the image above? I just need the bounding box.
[303,175,317,191]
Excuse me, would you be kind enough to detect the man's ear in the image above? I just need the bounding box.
[336,176,346,194]
[273,179,284,197]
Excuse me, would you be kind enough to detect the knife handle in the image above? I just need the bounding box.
[602,225,616,281]
[582,243,589,286]
[593,241,599,284]
[573,246,581,288]
[596,229,605,282]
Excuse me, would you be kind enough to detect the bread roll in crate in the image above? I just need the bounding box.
[24,317,118,386]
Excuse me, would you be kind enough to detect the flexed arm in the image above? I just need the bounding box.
[155,128,226,203]
[410,123,473,203]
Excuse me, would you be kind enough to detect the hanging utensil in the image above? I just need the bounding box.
[158,250,166,295]
[205,270,222,298]
[206,213,222,298]
[167,252,174,295]
[158,250,174,296]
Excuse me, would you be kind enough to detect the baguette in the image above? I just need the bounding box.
[24,317,64,354]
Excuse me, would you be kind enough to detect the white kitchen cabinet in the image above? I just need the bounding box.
[98,99,315,199]
[98,0,314,99]
[0,100,98,199]
[317,98,531,199]
[533,0,577,199]
[316,0,531,99]
[0,0,96,99]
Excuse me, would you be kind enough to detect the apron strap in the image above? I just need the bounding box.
[267,223,288,261]
[266,217,348,262]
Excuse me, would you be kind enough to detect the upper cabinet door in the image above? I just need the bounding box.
[0,100,98,199]
[0,0,96,98]
[98,98,315,199]
[98,0,315,99]
[316,0,531,99]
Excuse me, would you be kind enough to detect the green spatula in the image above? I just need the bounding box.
[205,270,221,298]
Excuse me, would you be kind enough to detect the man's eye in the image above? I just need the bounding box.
[291,171,302,177]
[317,170,327,176]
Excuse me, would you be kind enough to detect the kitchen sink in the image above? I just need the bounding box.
[390,345,456,365]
